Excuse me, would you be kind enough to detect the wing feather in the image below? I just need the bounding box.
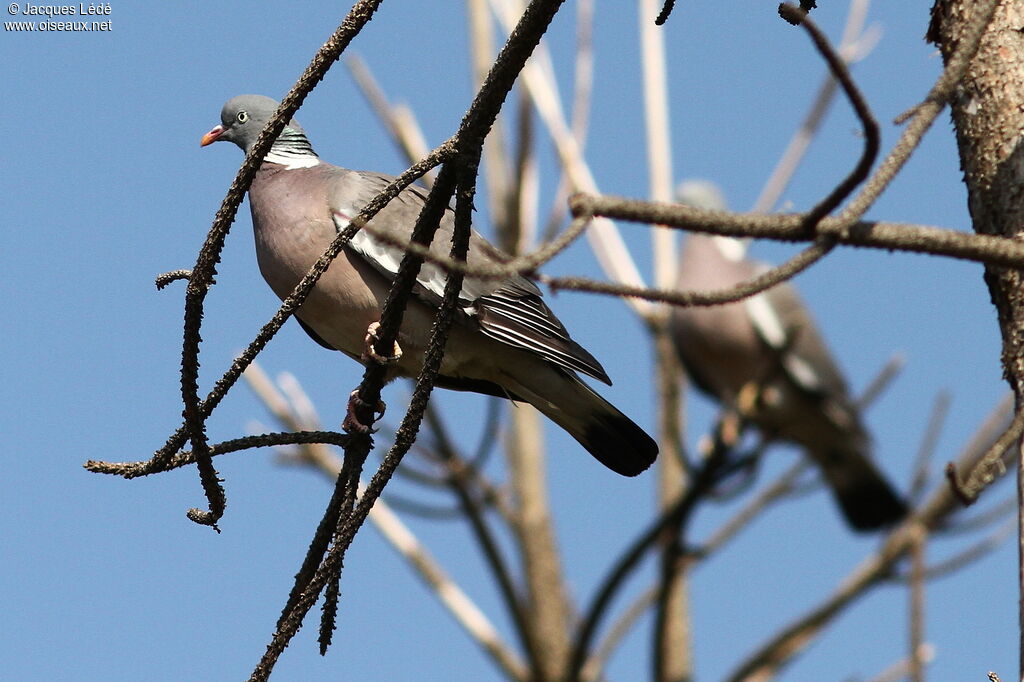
[328,168,610,384]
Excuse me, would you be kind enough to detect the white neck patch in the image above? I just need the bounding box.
[265,150,321,169]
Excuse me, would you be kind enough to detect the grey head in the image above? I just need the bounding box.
[200,94,308,154]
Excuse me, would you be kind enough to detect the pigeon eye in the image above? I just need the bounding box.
[236,111,249,124]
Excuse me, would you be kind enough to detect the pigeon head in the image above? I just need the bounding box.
[200,95,306,154]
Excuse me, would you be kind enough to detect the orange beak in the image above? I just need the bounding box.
[200,124,225,147]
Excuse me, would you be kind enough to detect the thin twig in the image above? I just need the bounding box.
[568,442,751,680]
[940,496,1016,536]
[242,364,527,679]
[585,583,658,680]
[855,353,906,410]
[694,460,809,561]
[467,0,513,238]
[346,54,435,185]
[488,0,652,318]
[868,645,936,682]
[155,269,191,289]
[538,0,594,245]
[582,459,806,679]
[835,0,1002,224]
[639,0,687,675]
[908,526,926,682]
[889,516,1014,582]
[366,483,529,681]
[541,239,832,308]
[654,0,674,25]
[640,0,676,291]
[779,4,880,232]
[83,431,351,477]
[947,408,1024,506]
[752,0,875,213]
[468,397,504,471]
[423,397,538,666]
[910,392,951,503]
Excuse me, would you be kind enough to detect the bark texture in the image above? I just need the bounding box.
[929,1,1024,385]
[928,0,1024,673]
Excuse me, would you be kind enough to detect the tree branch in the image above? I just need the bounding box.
[570,194,1024,270]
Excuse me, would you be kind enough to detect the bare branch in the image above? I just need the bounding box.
[467,0,514,237]
[908,526,927,682]
[242,365,528,679]
[506,403,573,679]
[946,408,1024,505]
[586,584,658,680]
[855,353,906,411]
[367,481,529,680]
[538,0,594,246]
[752,0,876,213]
[779,4,880,231]
[696,460,809,561]
[421,399,541,669]
[640,0,676,291]
[570,194,1024,270]
[347,54,435,185]
[638,0,688,676]
[155,269,191,289]
[541,238,833,308]
[568,438,763,679]
[910,392,951,503]
[84,431,351,477]
[837,0,1000,224]
[892,516,1014,582]
[488,0,653,317]
[868,644,936,682]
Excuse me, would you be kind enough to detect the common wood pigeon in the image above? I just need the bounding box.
[200,95,657,476]
[670,182,905,530]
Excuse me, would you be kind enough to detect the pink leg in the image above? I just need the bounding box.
[342,389,387,434]
[361,321,403,365]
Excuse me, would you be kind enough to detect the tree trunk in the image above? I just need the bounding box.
[928,0,1024,674]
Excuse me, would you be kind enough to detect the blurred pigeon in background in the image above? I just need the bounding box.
[669,180,905,530]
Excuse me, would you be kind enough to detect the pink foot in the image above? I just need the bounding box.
[361,321,403,365]
[343,389,387,434]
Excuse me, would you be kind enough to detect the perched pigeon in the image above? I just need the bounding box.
[670,181,905,530]
[201,95,657,476]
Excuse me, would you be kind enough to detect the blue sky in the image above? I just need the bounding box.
[2,2,1014,681]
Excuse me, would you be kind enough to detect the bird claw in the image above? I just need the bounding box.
[362,321,403,365]
[343,389,387,435]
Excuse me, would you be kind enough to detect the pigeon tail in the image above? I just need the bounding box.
[502,369,658,477]
[815,446,908,531]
